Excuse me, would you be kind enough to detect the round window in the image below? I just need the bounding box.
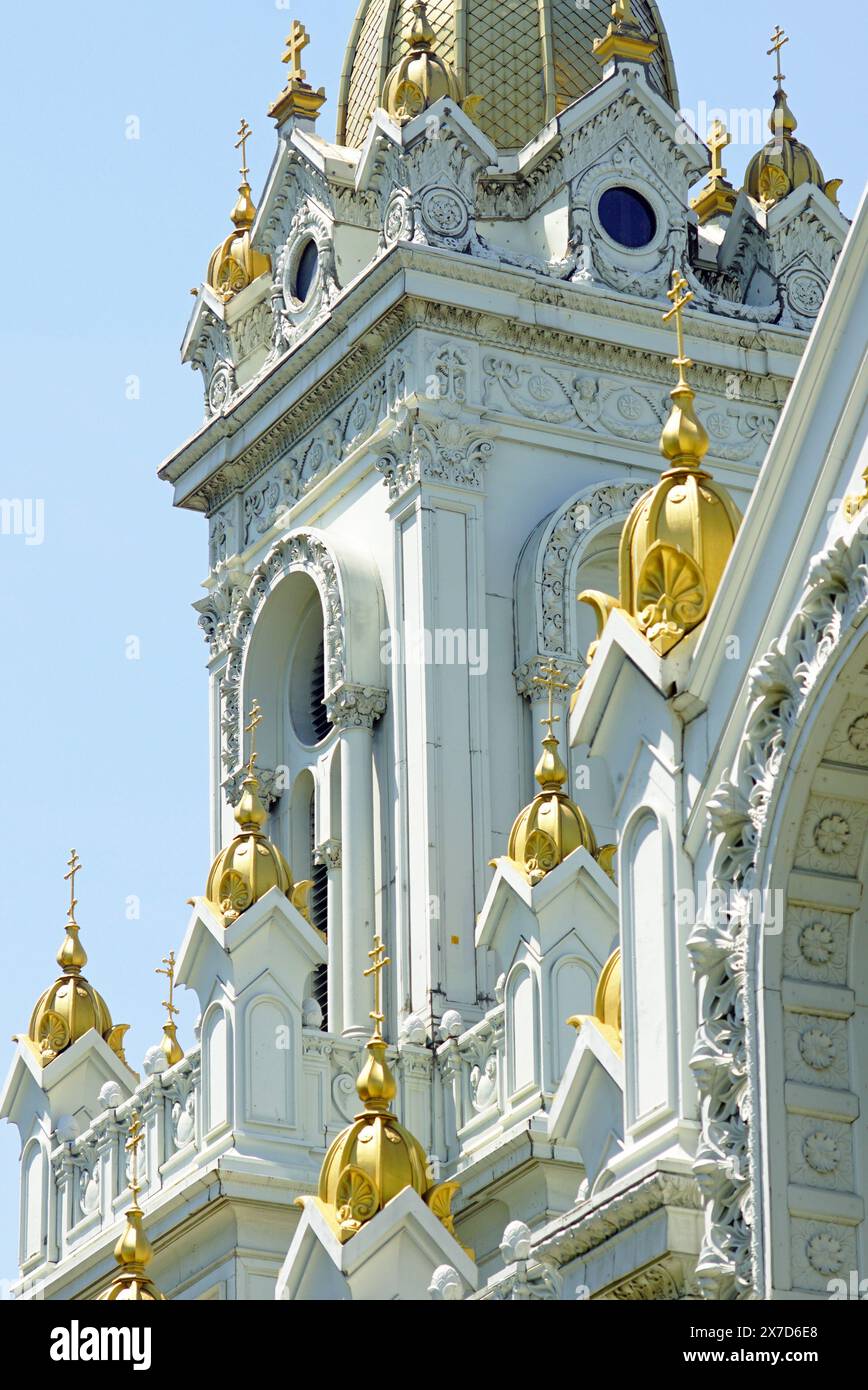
[597,187,657,249]
[293,239,320,303]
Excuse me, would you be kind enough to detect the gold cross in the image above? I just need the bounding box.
[235,118,252,184]
[663,270,695,384]
[156,950,179,1023]
[533,660,570,739]
[707,119,731,184]
[282,19,310,84]
[364,934,391,1039]
[126,1111,145,1202]
[64,849,81,925]
[245,699,263,775]
[612,0,637,25]
[768,25,789,88]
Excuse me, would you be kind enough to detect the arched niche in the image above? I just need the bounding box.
[244,993,295,1127]
[550,954,598,1086]
[620,808,675,1134]
[506,961,540,1103]
[20,1137,46,1269]
[202,1003,233,1139]
[514,479,646,682]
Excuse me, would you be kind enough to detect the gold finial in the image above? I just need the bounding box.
[235,118,252,184]
[364,935,391,1041]
[768,24,789,90]
[282,19,310,83]
[708,120,731,185]
[270,19,326,126]
[64,849,81,927]
[662,270,695,390]
[156,951,184,1067]
[245,699,263,778]
[533,659,570,740]
[594,0,658,68]
[126,1111,145,1205]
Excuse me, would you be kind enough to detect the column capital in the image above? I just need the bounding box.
[313,839,342,872]
[326,682,387,732]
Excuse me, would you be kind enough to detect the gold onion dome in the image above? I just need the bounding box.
[381,2,469,123]
[311,937,464,1246]
[205,702,311,926]
[338,0,677,152]
[568,947,623,1054]
[744,28,841,210]
[25,852,129,1068]
[206,120,271,302]
[506,663,614,885]
[580,272,741,663]
[97,1115,166,1301]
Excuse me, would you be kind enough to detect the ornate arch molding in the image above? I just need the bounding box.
[690,525,868,1301]
[514,479,646,697]
[198,528,388,777]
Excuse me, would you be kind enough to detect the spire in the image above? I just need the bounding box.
[205,700,312,926]
[579,270,741,661]
[691,119,739,225]
[659,272,710,471]
[311,930,466,1249]
[205,122,271,302]
[504,663,613,885]
[743,27,841,210]
[593,0,658,70]
[269,18,327,126]
[155,950,184,1069]
[24,852,129,1068]
[96,1113,166,1301]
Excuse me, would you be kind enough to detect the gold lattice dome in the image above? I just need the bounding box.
[507,735,601,886]
[619,380,741,656]
[744,90,839,209]
[338,0,678,152]
[206,774,297,925]
[27,923,128,1068]
[206,183,271,302]
[568,946,622,1054]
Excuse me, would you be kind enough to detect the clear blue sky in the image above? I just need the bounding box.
[0,0,863,1291]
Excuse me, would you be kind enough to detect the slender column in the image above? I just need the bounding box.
[327,684,387,1038]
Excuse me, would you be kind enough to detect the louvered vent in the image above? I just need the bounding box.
[310,638,331,744]
[309,789,328,1030]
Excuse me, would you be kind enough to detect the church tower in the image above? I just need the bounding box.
[5,4,861,1302]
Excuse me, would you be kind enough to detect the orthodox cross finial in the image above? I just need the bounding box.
[156,951,179,1024]
[364,934,391,1040]
[707,119,731,184]
[126,1111,145,1204]
[768,25,789,89]
[64,849,81,925]
[612,0,637,24]
[282,19,310,83]
[533,660,570,739]
[663,270,695,387]
[235,118,252,184]
[244,699,263,777]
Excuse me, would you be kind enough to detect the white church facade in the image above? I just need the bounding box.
[3,0,866,1302]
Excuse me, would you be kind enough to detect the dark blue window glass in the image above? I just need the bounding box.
[294,239,320,302]
[598,188,657,249]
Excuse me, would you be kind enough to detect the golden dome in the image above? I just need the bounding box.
[381,2,468,123]
[568,946,622,1054]
[309,936,464,1246]
[206,121,271,302]
[25,852,129,1068]
[97,1114,166,1301]
[206,702,311,926]
[506,663,615,885]
[337,0,678,152]
[580,272,741,662]
[744,90,840,210]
